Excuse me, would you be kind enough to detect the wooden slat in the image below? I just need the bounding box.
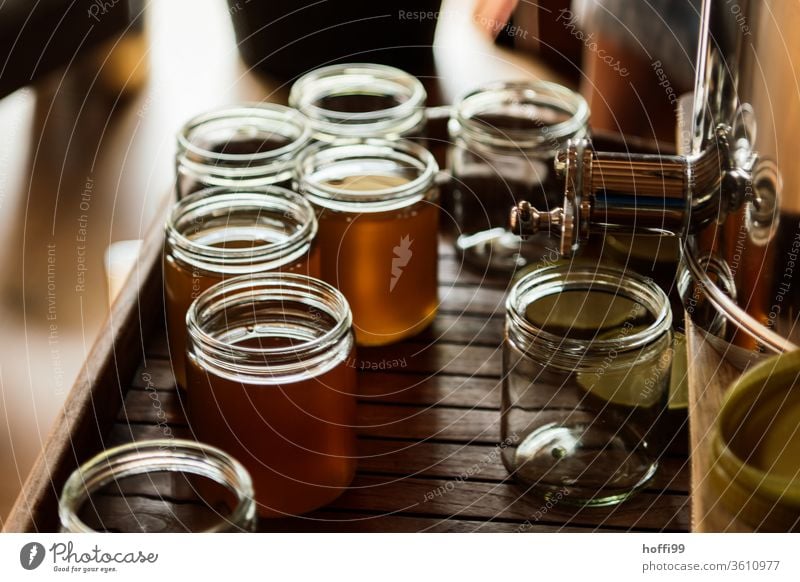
[259,512,582,533]
[327,475,689,531]
[107,412,689,493]
[437,284,506,317]
[686,322,749,532]
[355,439,689,493]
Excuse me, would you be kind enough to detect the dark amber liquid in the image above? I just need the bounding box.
[315,93,407,114]
[165,237,320,388]
[185,341,357,518]
[179,136,296,196]
[316,174,439,346]
[205,135,293,155]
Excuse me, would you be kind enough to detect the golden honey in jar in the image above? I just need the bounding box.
[185,274,357,517]
[164,187,319,388]
[297,139,439,346]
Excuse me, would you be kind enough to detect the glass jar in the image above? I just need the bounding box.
[710,351,800,531]
[164,186,319,389]
[502,265,673,506]
[59,440,256,532]
[297,139,439,346]
[448,81,589,272]
[289,63,427,141]
[175,104,311,198]
[185,274,358,517]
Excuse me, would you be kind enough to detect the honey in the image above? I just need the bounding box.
[298,140,440,346]
[185,275,357,517]
[164,188,319,388]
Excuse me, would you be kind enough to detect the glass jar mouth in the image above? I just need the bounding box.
[452,80,589,150]
[165,186,317,273]
[507,265,672,357]
[186,274,353,379]
[59,440,255,533]
[712,351,800,507]
[289,63,427,138]
[177,103,312,165]
[296,138,438,211]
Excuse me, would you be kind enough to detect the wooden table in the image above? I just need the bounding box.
[4,221,690,532]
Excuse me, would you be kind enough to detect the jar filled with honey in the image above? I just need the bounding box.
[289,63,427,141]
[164,187,320,388]
[175,104,311,198]
[185,274,358,517]
[297,139,439,346]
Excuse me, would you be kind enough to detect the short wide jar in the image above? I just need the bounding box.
[164,187,319,388]
[502,265,673,506]
[59,440,256,532]
[185,274,358,517]
[297,139,439,346]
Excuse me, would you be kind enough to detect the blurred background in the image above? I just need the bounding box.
[0,0,576,523]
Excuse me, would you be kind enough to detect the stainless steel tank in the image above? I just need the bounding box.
[511,0,800,365]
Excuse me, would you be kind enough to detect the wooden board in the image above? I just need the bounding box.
[4,234,691,532]
[685,322,749,532]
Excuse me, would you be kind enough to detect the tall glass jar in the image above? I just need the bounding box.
[59,440,256,532]
[185,274,358,517]
[164,186,319,388]
[448,81,589,272]
[289,63,427,141]
[175,104,311,198]
[297,139,439,346]
[502,265,673,506]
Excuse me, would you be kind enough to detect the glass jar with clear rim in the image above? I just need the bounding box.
[185,274,357,518]
[164,186,320,389]
[448,80,589,273]
[289,63,427,141]
[59,440,256,532]
[502,264,673,507]
[296,138,439,346]
[175,103,311,198]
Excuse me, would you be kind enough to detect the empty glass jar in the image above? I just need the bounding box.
[59,440,256,532]
[296,139,439,346]
[289,63,427,141]
[448,81,588,272]
[185,274,357,517]
[164,186,319,389]
[502,265,673,506]
[175,104,311,197]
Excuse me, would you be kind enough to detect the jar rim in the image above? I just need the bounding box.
[289,63,426,139]
[177,103,312,163]
[297,138,438,210]
[59,439,255,533]
[165,186,318,272]
[712,351,800,507]
[453,80,589,150]
[187,273,352,363]
[507,264,672,357]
